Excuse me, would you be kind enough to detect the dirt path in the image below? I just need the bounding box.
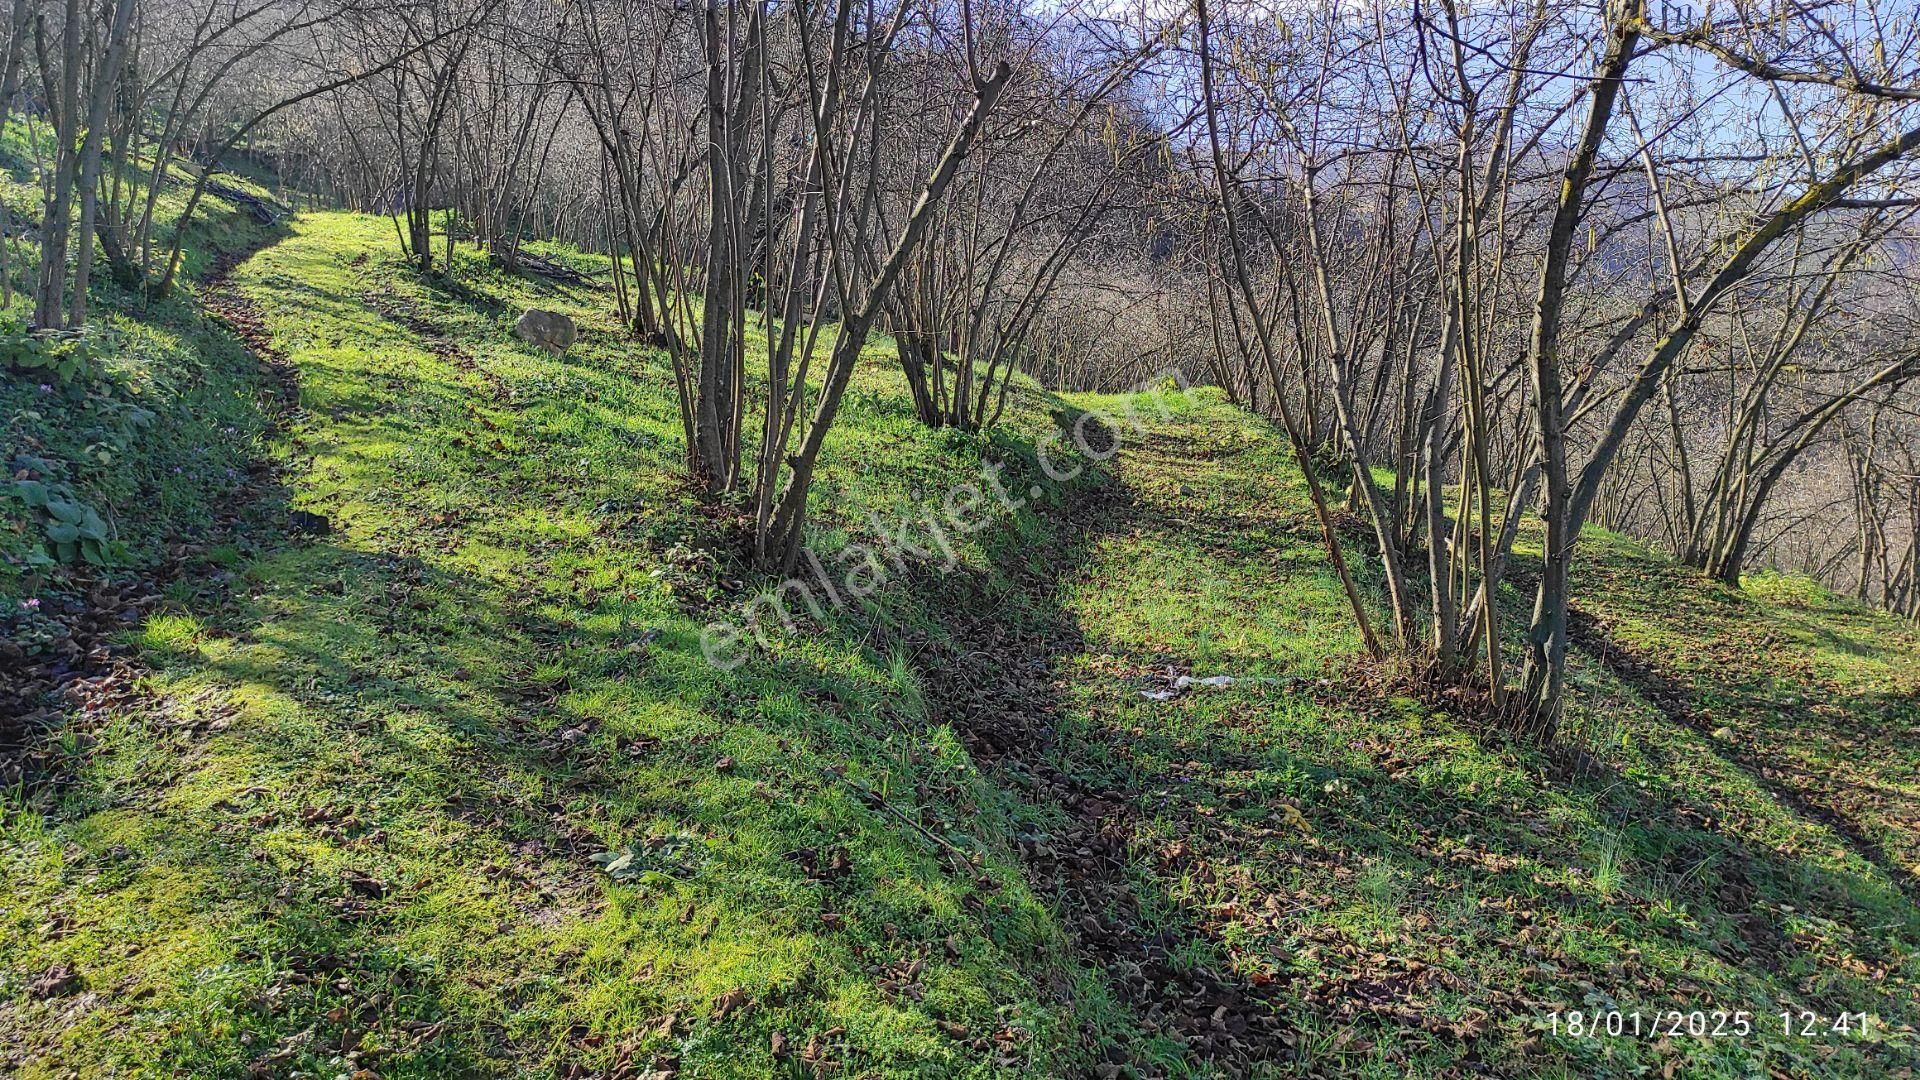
[911,424,1298,1077]
[0,243,299,791]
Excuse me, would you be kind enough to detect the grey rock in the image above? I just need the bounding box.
[515,308,578,355]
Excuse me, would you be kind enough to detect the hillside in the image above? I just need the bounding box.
[3,212,1918,1078]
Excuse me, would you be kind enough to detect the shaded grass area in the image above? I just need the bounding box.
[1567,536,1920,905]
[1011,396,1920,1077]
[1,209,1916,1079]
[1,138,292,791]
[0,131,290,594]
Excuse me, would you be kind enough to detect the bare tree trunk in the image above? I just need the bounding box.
[66,0,137,328]
[1518,0,1642,728]
[759,61,1013,570]
[34,0,85,329]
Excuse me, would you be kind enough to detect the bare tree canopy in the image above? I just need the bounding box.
[0,0,1894,716]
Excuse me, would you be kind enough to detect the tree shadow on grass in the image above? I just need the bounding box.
[1566,602,1920,909]
[13,233,1092,1077]
[4,544,614,1075]
[848,413,1306,1076]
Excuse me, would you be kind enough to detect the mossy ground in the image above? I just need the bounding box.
[2,211,1916,1078]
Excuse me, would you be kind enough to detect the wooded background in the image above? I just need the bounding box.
[6,0,1919,726]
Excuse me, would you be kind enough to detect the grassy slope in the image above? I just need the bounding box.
[1,210,1916,1078]
[3,212,1106,1078]
[0,127,290,595]
[1570,535,1920,898]
[1045,403,1919,1076]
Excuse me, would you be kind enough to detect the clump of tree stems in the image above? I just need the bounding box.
[1191,0,1920,731]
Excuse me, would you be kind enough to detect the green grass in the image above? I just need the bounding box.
[1030,399,1920,1076]
[3,210,1917,1077]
